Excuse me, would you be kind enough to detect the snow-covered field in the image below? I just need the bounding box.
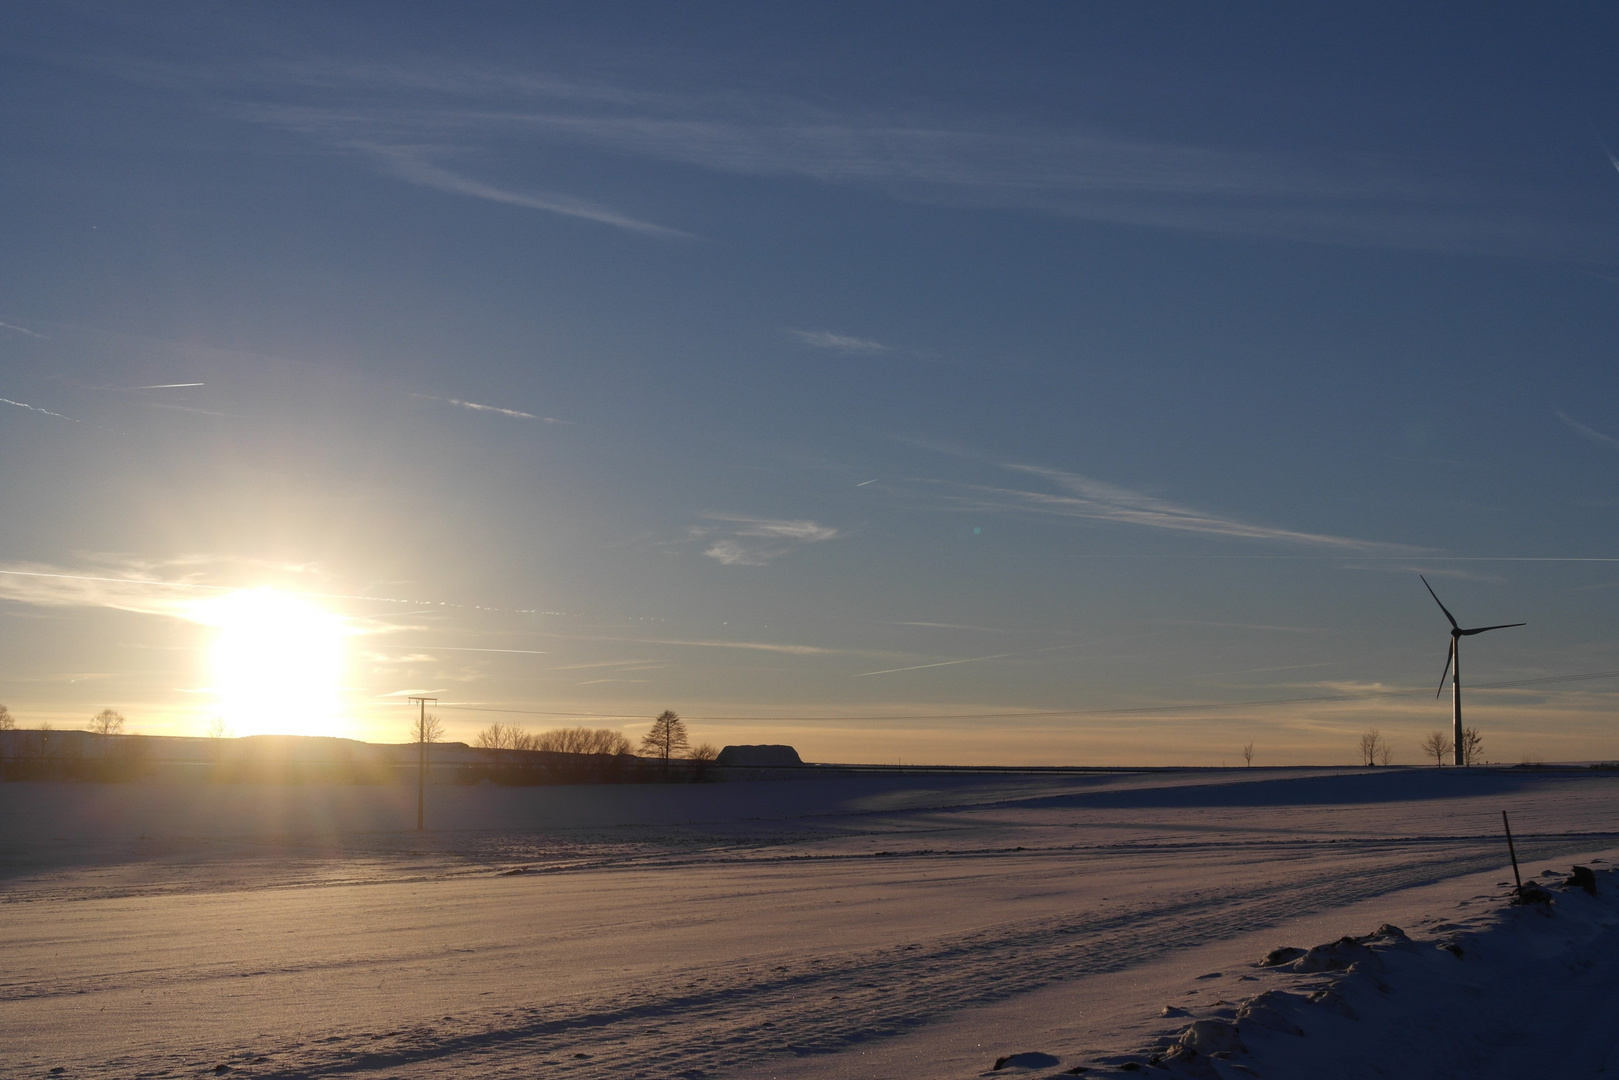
[4,766,1618,1079]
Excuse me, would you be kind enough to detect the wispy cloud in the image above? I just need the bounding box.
[1,397,81,423]
[852,633,1155,678]
[188,58,1609,258]
[362,144,696,238]
[0,563,223,619]
[413,393,568,422]
[0,557,403,637]
[0,319,44,338]
[903,458,1416,553]
[1601,138,1619,178]
[693,515,843,566]
[602,636,836,655]
[1558,411,1619,453]
[397,645,548,655]
[790,329,889,353]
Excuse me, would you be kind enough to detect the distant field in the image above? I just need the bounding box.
[4,767,1617,1078]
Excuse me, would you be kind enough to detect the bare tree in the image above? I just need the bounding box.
[476,722,522,749]
[1460,726,1483,767]
[1359,729,1386,766]
[1377,741,1394,767]
[534,726,631,755]
[689,742,719,781]
[588,729,631,756]
[206,717,229,740]
[410,711,445,746]
[0,704,13,731]
[87,708,125,736]
[1242,741,1255,767]
[641,710,689,772]
[1419,730,1452,767]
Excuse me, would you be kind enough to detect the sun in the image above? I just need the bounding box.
[201,588,349,737]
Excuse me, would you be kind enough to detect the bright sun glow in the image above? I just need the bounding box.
[202,588,349,737]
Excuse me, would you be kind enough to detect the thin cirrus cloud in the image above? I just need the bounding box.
[361,144,698,239]
[190,56,1609,258]
[1,396,80,423]
[0,562,218,620]
[906,460,1417,553]
[790,329,890,353]
[692,515,843,566]
[412,393,567,423]
[1557,411,1619,453]
[0,558,405,636]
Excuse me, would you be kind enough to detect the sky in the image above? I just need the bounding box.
[4,2,1619,765]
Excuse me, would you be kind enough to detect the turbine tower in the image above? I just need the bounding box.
[1421,575,1525,767]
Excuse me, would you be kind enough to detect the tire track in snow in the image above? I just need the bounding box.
[240,833,1611,1079]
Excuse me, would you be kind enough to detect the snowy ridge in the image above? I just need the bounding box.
[1000,864,1619,1078]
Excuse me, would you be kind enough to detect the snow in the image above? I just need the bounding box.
[3,766,1618,1078]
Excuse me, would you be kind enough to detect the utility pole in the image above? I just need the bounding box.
[408,696,437,831]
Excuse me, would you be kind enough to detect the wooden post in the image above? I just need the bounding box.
[1502,810,1522,894]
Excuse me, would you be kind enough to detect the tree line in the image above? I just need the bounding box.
[470,710,717,766]
[0,704,127,735]
[1357,726,1483,767]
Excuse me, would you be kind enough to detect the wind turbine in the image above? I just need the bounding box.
[1421,575,1525,767]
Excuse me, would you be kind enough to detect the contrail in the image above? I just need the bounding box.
[0,320,43,338]
[134,382,205,390]
[856,478,879,486]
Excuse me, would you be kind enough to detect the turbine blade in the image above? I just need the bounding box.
[1459,622,1527,636]
[1421,575,1460,630]
[1436,639,1454,698]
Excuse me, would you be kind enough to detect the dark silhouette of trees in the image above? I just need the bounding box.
[1242,741,1254,767]
[476,723,633,755]
[1420,730,1452,767]
[88,708,124,736]
[476,722,532,750]
[641,710,689,773]
[536,727,631,755]
[0,703,13,731]
[1460,726,1483,766]
[688,742,719,781]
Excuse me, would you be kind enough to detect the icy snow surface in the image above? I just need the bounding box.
[3,766,1618,1078]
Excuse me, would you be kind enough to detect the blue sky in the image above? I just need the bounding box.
[4,3,1619,764]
